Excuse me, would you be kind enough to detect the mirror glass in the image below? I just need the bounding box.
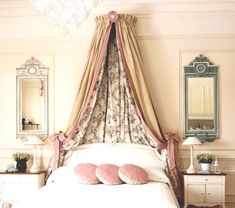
[16,57,49,138]
[184,55,218,141]
[187,77,214,131]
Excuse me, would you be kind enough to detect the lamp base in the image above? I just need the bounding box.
[186,166,197,173]
[30,166,40,173]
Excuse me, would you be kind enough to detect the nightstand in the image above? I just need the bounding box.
[0,171,46,207]
[183,172,226,208]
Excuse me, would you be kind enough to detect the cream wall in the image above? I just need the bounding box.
[0,0,235,207]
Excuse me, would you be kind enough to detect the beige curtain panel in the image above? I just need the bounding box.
[65,16,111,136]
[117,14,164,144]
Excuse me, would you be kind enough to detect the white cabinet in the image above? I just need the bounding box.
[0,171,46,207]
[183,173,226,208]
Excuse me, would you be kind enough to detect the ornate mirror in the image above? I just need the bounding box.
[184,55,218,141]
[16,57,49,138]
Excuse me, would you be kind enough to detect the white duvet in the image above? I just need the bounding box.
[14,144,180,208]
[14,181,179,208]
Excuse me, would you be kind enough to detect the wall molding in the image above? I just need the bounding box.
[179,155,235,160]
[0,3,234,39]
[135,11,235,17]
[1,0,235,6]
[0,34,234,44]
[0,1,235,18]
[2,0,235,4]
[0,147,53,151]
[138,34,235,39]
[179,147,235,151]
[0,9,234,19]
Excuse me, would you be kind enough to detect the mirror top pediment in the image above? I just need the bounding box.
[16,57,49,76]
[184,54,218,76]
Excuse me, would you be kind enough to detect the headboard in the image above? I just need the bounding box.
[63,143,168,182]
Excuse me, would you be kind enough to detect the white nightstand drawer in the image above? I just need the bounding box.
[2,183,39,200]
[186,175,223,183]
[1,184,18,200]
[2,175,38,184]
[0,171,46,207]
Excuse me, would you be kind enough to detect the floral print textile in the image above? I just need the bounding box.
[64,35,158,150]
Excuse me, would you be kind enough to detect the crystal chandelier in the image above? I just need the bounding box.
[30,0,101,34]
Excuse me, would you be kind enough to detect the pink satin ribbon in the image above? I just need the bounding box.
[164,132,181,170]
[48,132,73,171]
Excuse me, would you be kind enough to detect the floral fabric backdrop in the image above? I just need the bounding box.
[64,32,158,150]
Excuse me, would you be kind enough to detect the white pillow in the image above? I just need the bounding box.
[47,166,77,184]
[147,167,169,183]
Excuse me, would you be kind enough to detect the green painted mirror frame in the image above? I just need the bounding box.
[184,54,218,142]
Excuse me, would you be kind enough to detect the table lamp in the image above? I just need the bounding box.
[25,135,44,173]
[182,136,202,173]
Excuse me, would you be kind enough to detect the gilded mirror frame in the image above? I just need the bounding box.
[16,57,49,138]
[184,54,218,142]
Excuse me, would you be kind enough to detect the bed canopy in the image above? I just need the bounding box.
[49,11,182,201]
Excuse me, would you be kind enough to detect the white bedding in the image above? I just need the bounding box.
[14,144,180,208]
[14,181,179,208]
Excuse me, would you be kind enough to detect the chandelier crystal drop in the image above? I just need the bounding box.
[30,0,101,34]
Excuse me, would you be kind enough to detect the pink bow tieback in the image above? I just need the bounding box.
[164,132,181,170]
[48,131,73,171]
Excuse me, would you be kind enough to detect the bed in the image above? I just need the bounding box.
[14,143,180,208]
